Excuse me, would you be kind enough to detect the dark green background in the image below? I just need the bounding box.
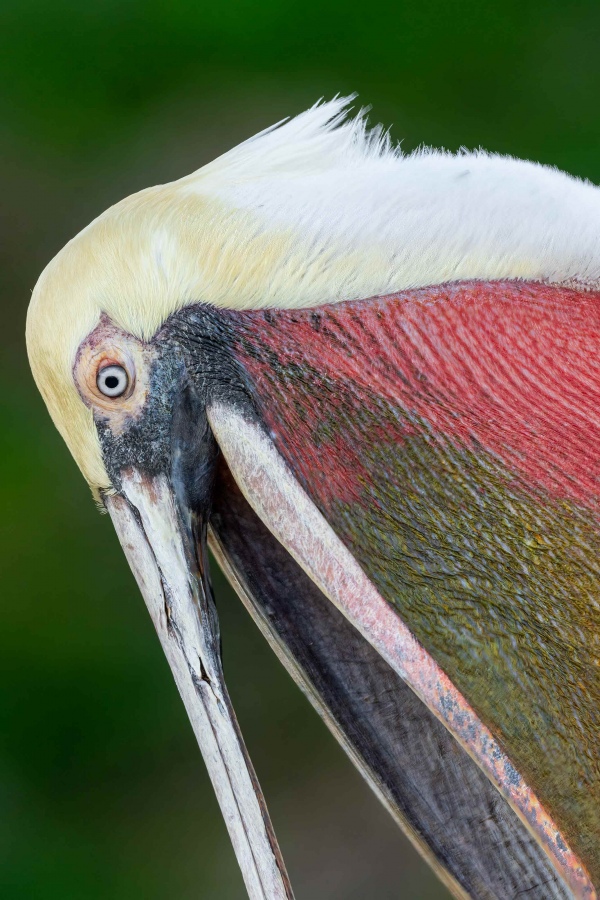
[2,1,599,897]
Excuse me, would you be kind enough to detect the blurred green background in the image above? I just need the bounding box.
[2,1,600,897]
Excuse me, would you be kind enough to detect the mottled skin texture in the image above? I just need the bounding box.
[224,282,600,883]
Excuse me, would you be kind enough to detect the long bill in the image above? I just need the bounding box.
[104,468,293,900]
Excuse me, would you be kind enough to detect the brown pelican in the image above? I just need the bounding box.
[26,97,599,898]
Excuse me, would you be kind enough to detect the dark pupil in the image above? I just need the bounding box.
[105,375,120,389]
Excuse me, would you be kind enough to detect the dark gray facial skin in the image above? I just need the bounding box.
[96,304,253,497]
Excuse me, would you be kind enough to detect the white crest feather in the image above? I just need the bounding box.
[177,95,600,298]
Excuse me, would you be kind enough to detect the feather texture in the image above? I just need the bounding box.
[26,95,600,488]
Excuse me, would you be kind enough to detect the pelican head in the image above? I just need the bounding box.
[26,98,600,898]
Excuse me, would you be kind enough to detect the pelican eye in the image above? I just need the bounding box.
[97,364,129,398]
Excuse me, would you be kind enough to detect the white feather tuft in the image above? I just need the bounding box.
[183,96,396,187]
[172,95,600,304]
